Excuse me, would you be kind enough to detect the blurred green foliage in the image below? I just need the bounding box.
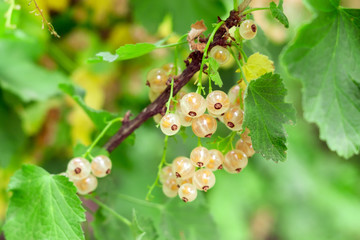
[0,0,359,239]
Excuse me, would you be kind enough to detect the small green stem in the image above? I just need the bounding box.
[228,47,248,85]
[242,7,270,15]
[197,137,202,147]
[118,194,164,211]
[90,197,132,226]
[146,135,169,201]
[233,0,238,11]
[174,34,188,75]
[165,78,175,115]
[197,21,225,94]
[5,0,16,29]
[208,76,213,93]
[158,41,188,49]
[82,117,123,159]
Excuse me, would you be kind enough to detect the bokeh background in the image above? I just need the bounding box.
[0,0,360,239]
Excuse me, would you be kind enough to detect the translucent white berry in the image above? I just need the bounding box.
[223,107,244,131]
[175,107,193,127]
[160,113,181,136]
[153,114,162,124]
[162,184,178,198]
[172,157,195,180]
[206,90,230,115]
[180,92,206,118]
[191,114,217,138]
[236,139,255,158]
[224,150,248,173]
[147,68,168,93]
[67,157,91,181]
[209,46,230,65]
[206,149,224,171]
[162,63,181,76]
[160,166,174,183]
[192,169,216,192]
[91,155,112,178]
[149,90,160,102]
[228,85,244,107]
[190,146,210,167]
[178,183,197,202]
[239,20,257,40]
[73,174,98,195]
[176,177,193,188]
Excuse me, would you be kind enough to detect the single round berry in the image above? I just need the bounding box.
[162,63,181,76]
[67,157,91,181]
[163,176,179,191]
[206,149,224,171]
[228,85,244,107]
[153,114,163,124]
[180,92,206,118]
[178,183,197,203]
[160,113,181,136]
[239,20,257,40]
[162,184,178,198]
[176,177,193,188]
[190,146,210,167]
[147,68,168,93]
[209,46,231,65]
[91,155,112,178]
[192,114,217,138]
[206,90,230,115]
[236,139,255,158]
[175,107,193,127]
[160,166,174,184]
[223,107,244,131]
[73,174,98,195]
[149,90,160,102]
[224,150,248,174]
[172,157,195,180]
[192,169,216,192]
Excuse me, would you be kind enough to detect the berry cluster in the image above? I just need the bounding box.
[65,155,112,195]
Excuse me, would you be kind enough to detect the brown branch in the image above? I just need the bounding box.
[30,0,60,38]
[105,9,247,153]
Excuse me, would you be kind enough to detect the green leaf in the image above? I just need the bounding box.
[282,8,360,158]
[116,43,158,60]
[243,73,296,162]
[131,209,158,240]
[0,98,25,168]
[0,40,67,102]
[4,164,86,240]
[207,57,223,87]
[89,52,119,63]
[304,0,339,12]
[59,82,120,132]
[269,1,289,28]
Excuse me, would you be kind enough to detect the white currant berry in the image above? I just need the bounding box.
[73,174,98,195]
[236,139,255,157]
[160,166,174,184]
[224,150,248,174]
[209,46,230,65]
[172,157,195,180]
[206,149,224,171]
[160,113,181,136]
[228,85,244,107]
[192,114,217,138]
[162,63,181,76]
[149,90,160,102]
[239,20,257,40]
[178,183,197,203]
[206,90,230,115]
[67,157,91,181]
[192,169,216,192]
[175,107,193,127]
[91,155,112,178]
[163,176,179,191]
[162,184,178,198]
[180,92,206,118]
[176,177,193,188]
[153,114,162,124]
[147,68,168,93]
[190,146,210,167]
[223,107,244,131]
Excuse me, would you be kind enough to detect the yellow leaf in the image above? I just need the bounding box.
[243,52,274,81]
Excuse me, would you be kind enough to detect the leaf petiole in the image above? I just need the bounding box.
[242,7,270,15]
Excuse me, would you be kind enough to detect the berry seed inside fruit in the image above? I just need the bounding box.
[235,168,242,173]
[205,133,213,138]
[182,197,189,202]
[175,172,181,178]
[202,186,209,192]
[227,122,235,128]
[171,124,178,131]
[251,24,256,32]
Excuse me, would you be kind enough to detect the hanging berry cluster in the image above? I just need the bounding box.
[65,155,112,195]
[146,19,259,202]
